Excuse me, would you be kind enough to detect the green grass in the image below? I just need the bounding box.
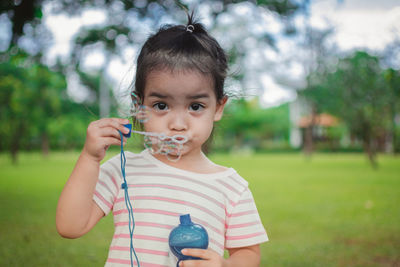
[1,152,399,266]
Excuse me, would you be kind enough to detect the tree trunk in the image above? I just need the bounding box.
[304,105,317,156]
[363,138,378,169]
[10,129,21,165]
[390,107,397,155]
[41,133,49,156]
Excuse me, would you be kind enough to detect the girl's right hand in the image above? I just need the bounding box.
[82,118,131,162]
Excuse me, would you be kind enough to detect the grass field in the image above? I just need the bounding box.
[0,151,399,266]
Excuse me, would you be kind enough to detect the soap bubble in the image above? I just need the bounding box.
[140,131,187,162]
[128,100,149,123]
[144,135,164,154]
[123,92,188,162]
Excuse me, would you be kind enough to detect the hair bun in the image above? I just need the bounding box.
[186,10,206,34]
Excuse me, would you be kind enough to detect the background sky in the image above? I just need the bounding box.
[310,0,400,51]
[43,0,400,107]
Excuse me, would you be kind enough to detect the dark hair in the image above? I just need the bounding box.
[133,12,228,103]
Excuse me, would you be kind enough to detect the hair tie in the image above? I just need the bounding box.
[186,24,194,33]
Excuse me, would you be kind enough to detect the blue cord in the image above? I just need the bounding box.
[119,131,140,267]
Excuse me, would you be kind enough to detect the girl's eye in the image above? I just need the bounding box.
[153,102,168,111]
[189,103,204,111]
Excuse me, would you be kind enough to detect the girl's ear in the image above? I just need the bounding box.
[214,96,228,122]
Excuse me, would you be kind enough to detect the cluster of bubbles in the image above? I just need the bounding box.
[126,92,188,162]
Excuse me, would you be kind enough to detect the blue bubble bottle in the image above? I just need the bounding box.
[168,214,209,267]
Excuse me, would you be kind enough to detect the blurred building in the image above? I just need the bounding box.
[289,98,344,150]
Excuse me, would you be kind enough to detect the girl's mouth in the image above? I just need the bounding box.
[171,135,188,144]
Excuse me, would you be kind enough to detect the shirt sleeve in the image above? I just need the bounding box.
[225,187,269,248]
[93,157,121,215]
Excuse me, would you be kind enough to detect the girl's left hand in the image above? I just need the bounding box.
[179,249,228,267]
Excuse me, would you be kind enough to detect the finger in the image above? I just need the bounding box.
[99,127,124,140]
[97,118,131,132]
[179,260,206,267]
[89,119,130,138]
[181,249,210,260]
[98,121,130,134]
[100,128,128,145]
[102,137,126,148]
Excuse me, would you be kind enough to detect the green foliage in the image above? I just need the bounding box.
[47,115,88,150]
[0,51,95,160]
[256,0,299,16]
[383,67,400,152]
[0,51,67,156]
[215,99,290,151]
[300,51,400,161]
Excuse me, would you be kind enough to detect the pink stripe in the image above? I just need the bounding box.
[125,154,142,161]
[109,161,122,180]
[227,175,246,190]
[229,209,257,218]
[113,208,180,217]
[129,183,224,209]
[113,233,129,239]
[98,180,114,196]
[94,190,112,209]
[100,169,118,191]
[126,163,156,168]
[107,258,167,267]
[238,198,253,205]
[126,172,227,199]
[113,233,167,242]
[110,246,168,256]
[134,234,168,242]
[191,217,224,236]
[115,196,224,225]
[115,221,173,229]
[107,258,132,264]
[111,176,118,192]
[227,221,260,229]
[217,179,241,195]
[210,238,224,251]
[226,231,266,240]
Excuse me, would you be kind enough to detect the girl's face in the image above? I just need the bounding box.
[142,69,226,158]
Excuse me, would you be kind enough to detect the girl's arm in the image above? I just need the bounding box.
[225,245,260,266]
[56,118,130,238]
[180,244,261,267]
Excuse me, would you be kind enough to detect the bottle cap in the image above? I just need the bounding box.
[179,214,193,226]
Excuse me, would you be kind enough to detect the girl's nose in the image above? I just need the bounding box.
[168,111,188,132]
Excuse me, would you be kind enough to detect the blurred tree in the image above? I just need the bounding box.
[0,51,66,163]
[301,27,336,156]
[2,0,299,117]
[0,54,28,163]
[0,0,44,45]
[217,98,289,151]
[1,0,299,46]
[296,0,339,156]
[301,51,392,167]
[64,0,300,117]
[383,68,400,153]
[1,0,300,154]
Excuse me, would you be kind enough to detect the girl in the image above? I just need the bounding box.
[56,13,268,267]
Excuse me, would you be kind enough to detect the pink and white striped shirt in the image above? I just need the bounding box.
[93,150,268,266]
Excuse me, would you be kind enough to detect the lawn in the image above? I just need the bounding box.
[0,151,399,266]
